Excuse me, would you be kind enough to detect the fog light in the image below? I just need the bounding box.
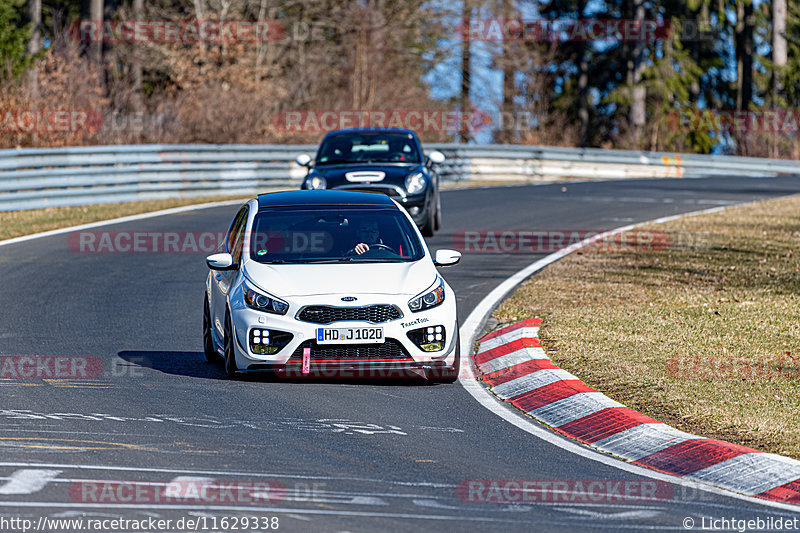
[407,325,445,352]
[249,328,293,355]
[409,206,420,216]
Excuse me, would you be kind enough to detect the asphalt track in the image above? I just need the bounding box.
[1,176,800,532]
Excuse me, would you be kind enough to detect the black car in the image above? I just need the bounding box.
[297,128,446,236]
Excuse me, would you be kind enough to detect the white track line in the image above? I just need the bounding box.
[0,469,61,495]
[457,205,800,512]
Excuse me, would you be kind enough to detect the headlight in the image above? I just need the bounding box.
[306,174,327,190]
[405,172,426,195]
[408,276,445,313]
[243,279,289,315]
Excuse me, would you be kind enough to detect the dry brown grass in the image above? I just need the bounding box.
[494,194,800,458]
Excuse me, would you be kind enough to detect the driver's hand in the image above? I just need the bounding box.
[354,243,370,255]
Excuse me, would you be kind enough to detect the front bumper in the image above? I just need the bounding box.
[228,290,458,377]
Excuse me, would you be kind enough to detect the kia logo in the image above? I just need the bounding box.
[341,296,357,302]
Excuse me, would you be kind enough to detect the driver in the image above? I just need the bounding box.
[352,220,383,255]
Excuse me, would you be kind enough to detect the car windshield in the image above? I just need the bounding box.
[316,133,421,165]
[249,206,425,263]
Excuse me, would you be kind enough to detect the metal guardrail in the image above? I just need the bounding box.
[1,143,798,211]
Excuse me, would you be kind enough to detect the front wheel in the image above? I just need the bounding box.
[434,192,442,231]
[203,297,221,363]
[420,202,436,237]
[223,310,239,378]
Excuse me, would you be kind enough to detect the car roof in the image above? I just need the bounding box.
[322,127,418,138]
[256,190,397,209]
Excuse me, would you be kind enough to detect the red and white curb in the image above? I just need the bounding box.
[474,318,800,505]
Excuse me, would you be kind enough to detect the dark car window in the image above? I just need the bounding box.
[228,205,249,264]
[226,206,248,252]
[316,133,421,165]
[250,206,424,263]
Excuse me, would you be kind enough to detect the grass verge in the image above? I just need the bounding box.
[0,195,256,242]
[493,194,800,459]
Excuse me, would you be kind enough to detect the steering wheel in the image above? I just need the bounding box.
[369,243,397,253]
[346,243,398,256]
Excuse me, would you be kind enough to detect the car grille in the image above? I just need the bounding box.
[297,305,402,324]
[287,339,413,361]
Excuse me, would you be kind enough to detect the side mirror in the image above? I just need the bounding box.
[206,253,236,270]
[434,249,461,267]
[295,154,312,167]
[426,150,446,165]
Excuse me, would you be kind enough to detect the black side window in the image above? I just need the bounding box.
[227,206,249,264]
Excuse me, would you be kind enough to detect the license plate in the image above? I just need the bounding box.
[316,327,384,344]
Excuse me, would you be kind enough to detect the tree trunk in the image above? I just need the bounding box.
[735,0,754,110]
[26,0,41,95]
[90,0,103,64]
[629,0,646,141]
[772,0,787,101]
[460,0,471,143]
[577,0,588,146]
[500,0,515,143]
[131,0,143,113]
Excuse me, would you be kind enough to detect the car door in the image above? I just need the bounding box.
[211,205,249,338]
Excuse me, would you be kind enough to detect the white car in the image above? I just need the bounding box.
[203,190,461,382]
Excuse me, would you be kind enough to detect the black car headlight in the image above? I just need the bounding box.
[304,174,327,190]
[243,279,289,315]
[408,276,445,313]
[405,172,426,195]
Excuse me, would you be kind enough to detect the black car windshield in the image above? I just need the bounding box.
[249,206,425,263]
[316,133,421,165]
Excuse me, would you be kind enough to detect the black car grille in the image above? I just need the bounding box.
[287,339,412,361]
[343,187,401,197]
[297,305,402,324]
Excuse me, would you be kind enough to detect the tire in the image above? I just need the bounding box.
[434,192,442,231]
[428,328,460,383]
[223,310,239,378]
[420,200,436,237]
[203,297,221,363]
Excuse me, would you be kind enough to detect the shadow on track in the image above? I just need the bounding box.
[117,350,438,386]
[118,350,227,380]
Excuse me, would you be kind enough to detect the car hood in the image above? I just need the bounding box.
[313,163,421,183]
[243,260,436,297]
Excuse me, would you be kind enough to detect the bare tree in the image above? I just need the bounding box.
[735,0,754,110]
[26,0,41,95]
[460,0,471,143]
[90,0,103,64]
[772,0,787,100]
[131,0,143,113]
[629,0,646,141]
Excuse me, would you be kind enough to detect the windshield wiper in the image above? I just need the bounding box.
[304,257,353,263]
[349,258,406,263]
